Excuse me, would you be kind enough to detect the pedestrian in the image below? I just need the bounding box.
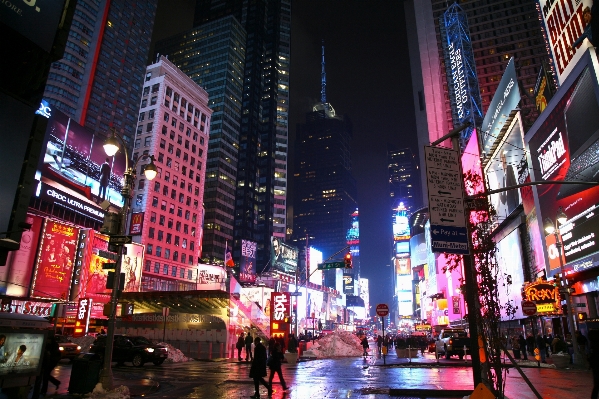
[267,343,289,393]
[376,335,383,354]
[518,334,528,360]
[287,333,298,354]
[41,335,61,395]
[245,332,254,361]
[544,334,551,358]
[236,332,245,361]
[576,330,588,355]
[268,337,276,357]
[361,335,369,357]
[535,333,546,363]
[511,335,520,359]
[526,334,535,356]
[249,337,270,399]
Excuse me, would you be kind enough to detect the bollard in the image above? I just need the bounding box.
[220,342,224,358]
[208,342,213,360]
[198,341,202,360]
[464,345,467,363]
[230,343,235,359]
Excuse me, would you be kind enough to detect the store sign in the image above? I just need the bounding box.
[39,183,105,221]
[240,239,257,283]
[538,0,593,84]
[0,300,53,317]
[270,292,290,339]
[452,296,461,314]
[129,212,144,235]
[74,298,92,337]
[522,281,560,314]
[70,229,89,301]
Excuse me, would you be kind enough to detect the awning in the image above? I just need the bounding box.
[120,290,231,314]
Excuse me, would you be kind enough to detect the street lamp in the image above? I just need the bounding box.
[543,207,584,368]
[98,128,157,389]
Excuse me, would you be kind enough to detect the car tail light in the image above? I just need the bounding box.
[145,348,155,353]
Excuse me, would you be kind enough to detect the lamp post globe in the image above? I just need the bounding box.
[103,133,120,157]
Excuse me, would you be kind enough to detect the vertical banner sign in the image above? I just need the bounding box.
[129,212,144,235]
[538,0,593,85]
[31,220,79,300]
[74,298,92,338]
[240,239,257,283]
[70,229,90,301]
[452,296,461,314]
[270,292,290,339]
[122,243,144,292]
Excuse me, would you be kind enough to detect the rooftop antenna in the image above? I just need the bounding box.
[320,40,327,104]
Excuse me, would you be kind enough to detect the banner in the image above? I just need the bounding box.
[239,239,257,283]
[122,243,144,292]
[270,237,298,274]
[31,220,78,300]
[129,212,144,235]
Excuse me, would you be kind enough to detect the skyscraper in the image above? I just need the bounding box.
[405,0,552,204]
[388,146,420,215]
[292,45,358,288]
[43,0,158,149]
[155,15,246,262]
[130,56,212,291]
[190,0,291,270]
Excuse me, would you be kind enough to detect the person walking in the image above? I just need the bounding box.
[267,343,289,394]
[236,333,245,361]
[245,332,254,361]
[249,337,270,398]
[376,335,383,354]
[287,333,298,354]
[41,335,61,395]
[511,335,520,359]
[526,334,535,356]
[576,330,588,355]
[361,335,369,357]
[536,333,546,363]
[518,334,528,360]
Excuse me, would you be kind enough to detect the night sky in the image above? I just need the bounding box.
[151,1,418,313]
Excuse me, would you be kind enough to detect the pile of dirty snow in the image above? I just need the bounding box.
[304,331,364,358]
[84,383,130,399]
[70,335,96,353]
[156,342,194,363]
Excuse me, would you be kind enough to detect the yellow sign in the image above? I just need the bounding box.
[537,303,557,313]
[382,346,388,355]
[534,348,540,361]
[470,383,495,399]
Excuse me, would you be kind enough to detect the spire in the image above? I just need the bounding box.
[321,40,327,104]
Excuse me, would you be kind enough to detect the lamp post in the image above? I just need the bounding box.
[543,207,584,368]
[98,128,157,389]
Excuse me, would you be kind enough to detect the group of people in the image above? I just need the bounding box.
[237,332,298,398]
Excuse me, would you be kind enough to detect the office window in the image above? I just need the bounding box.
[161,200,166,211]
[160,138,166,149]
[169,203,175,214]
[162,185,168,196]
[137,179,145,190]
[153,181,160,191]
[164,171,170,182]
[146,244,153,255]
[171,266,177,277]
[173,251,178,262]
[159,215,165,225]
[182,238,187,249]
[175,236,180,246]
[145,260,151,272]
[176,221,181,232]
[180,267,185,278]
[154,262,160,273]
[163,113,169,122]
[163,264,168,275]
[177,207,183,217]
[165,248,170,259]
[187,269,193,279]
[167,219,173,229]
[148,227,155,238]
[146,123,153,132]
[156,246,162,257]
[152,197,158,207]
[166,233,172,244]
[144,136,151,146]
[139,112,145,121]
[157,230,164,240]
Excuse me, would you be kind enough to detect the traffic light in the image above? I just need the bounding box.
[344,252,352,268]
[578,312,588,321]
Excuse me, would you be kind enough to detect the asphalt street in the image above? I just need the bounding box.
[35,351,593,399]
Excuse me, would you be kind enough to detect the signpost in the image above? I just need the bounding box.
[376,303,389,365]
[424,146,469,255]
[109,235,132,245]
[521,300,537,317]
[317,261,345,270]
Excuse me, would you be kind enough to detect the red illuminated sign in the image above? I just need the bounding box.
[74,298,92,337]
[129,212,144,235]
[270,292,290,339]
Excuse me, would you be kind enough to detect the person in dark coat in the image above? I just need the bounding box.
[41,335,62,395]
[361,336,369,357]
[518,334,528,360]
[267,343,288,392]
[287,333,298,353]
[236,333,245,361]
[536,333,546,363]
[249,337,270,398]
[245,333,254,361]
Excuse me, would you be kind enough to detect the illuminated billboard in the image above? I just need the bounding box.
[40,107,126,207]
[496,228,525,320]
[396,275,413,317]
[392,203,410,242]
[0,331,45,377]
[394,241,409,255]
[537,0,594,85]
[395,257,411,275]
[526,59,599,274]
[240,239,257,283]
[346,209,360,257]
[270,237,298,275]
[308,247,323,285]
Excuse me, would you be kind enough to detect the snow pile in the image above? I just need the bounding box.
[84,383,130,399]
[156,342,194,363]
[304,331,364,358]
[71,335,96,353]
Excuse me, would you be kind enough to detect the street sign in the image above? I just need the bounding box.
[109,235,132,245]
[289,292,302,297]
[424,146,469,255]
[521,300,537,316]
[317,261,345,270]
[102,262,117,270]
[98,250,119,261]
[465,198,489,211]
[376,303,389,317]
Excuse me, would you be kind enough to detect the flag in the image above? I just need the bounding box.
[225,242,235,267]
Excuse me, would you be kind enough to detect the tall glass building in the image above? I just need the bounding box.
[42,0,158,149]
[388,146,420,215]
[155,15,246,262]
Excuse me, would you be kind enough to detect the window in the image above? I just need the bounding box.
[168,219,173,229]
[180,179,185,189]
[139,112,145,121]
[161,200,167,211]
[185,210,190,220]
[186,196,191,206]
[159,215,165,225]
[173,251,178,262]
[160,138,166,149]
[163,264,168,275]
[150,96,157,105]
[153,181,160,191]
[150,212,156,222]
[164,171,170,182]
[170,130,175,140]
[146,244,153,255]
[168,143,173,154]
[188,183,192,193]
[165,249,170,259]
[183,224,188,234]
[171,265,177,277]
[169,203,175,214]
[171,189,176,199]
[182,238,187,249]
[166,157,172,167]
[144,136,151,146]
[186,128,191,138]
[171,118,177,127]
[191,227,196,237]
[148,227,155,238]
[187,269,193,279]
[154,262,160,273]
[146,122,153,132]
[143,87,150,96]
[145,72,152,81]
[166,233,172,244]
[166,87,172,97]
[192,214,197,223]
[158,230,164,240]
[177,135,182,145]
[174,236,180,246]
[176,148,181,158]
[190,241,194,251]
[141,99,147,108]
[174,162,179,172]
[137,179,145,189]
[157,153,164,163]
[162,185,168,196]
[179,193,184,203]
[134,138,140,149]
[156,246,162,257]
[148,109,155,119]
[151,83,159,93]
[145,260,151,272]
[152,196,158,207]
[163,113,169,122]
[162,125,167,135]
[181,259,186,270]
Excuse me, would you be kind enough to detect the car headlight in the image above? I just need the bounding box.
[77,346,82,350]
[59,346,64,351]
[145,348,155,353]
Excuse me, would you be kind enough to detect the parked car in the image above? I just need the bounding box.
[55,334,81,361]
[435,328,470,359]
[90,335,168,367]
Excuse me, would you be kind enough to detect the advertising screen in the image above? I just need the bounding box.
[347,209,360,258]
[0,331,45,377]
[270,237,298,275]
[359,278,369,318]
[496,229,525,320]
[484,115,525,222]
[527,64,599,272]
[122,243,144,292]
[196,264,226,290]
[392,203,410,242]
[395,241,410,255]
[240,239,257,283]
[410,233,427,266]
[308,247,323,285]
[40,108,126,207]
[31,220,78,300]
[0,214,43,297]
[537,0,594,85]
[343,273,354,294]
[396,275,413,316]
[394,257,411,275]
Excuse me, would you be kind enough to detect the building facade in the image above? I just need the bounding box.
[43,0,158,149]
[388,146,420,215]
[130,56,212,291]
[155,15,246,262]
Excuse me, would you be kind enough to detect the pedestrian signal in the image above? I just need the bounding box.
[344,252,352,268]
[578,312,588,321]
